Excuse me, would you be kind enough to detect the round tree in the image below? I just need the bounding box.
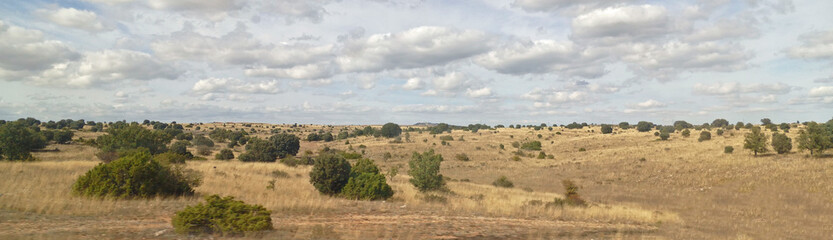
[309,154,352,195]
[269,133,300,158]
[380,123,402,138]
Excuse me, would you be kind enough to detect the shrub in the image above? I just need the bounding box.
[172,195,272,236]
[309,154,352,195]
[238,138,278,162]
[154,152,187,165]
[341,172,393,200]
[72,150,199,199]
[724,146,734,154]
[600,125,612,134]
[562,180,586,206]
[270,133,300,158]
[0,121,46,161]
[196,146,212,156]
[280,155,314,167]
[681,129,691,137]
[351,158,380,175]
[796,122,833,156]
[716,129,724,136]
[215,149,234,160]
[636,121,653,132]
[659,132,670,140]
[169,140,193,159]
[379,123,402,138]
[698,131,711,142]
[192,135,215,147]
[744,127,769,156]
[96,125,171,155]
[53,129,74,144]
[771,133,792,154]
[455,153,470,161]
[653,131,660,136]
[618,122,630,129]
[408,150,446,192]
[439,135,454,141]
[537,152,546,159]
[492,176,514,188]
[578,148,586,152]
[520,141,542,150]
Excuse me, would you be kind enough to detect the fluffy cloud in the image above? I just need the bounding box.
[260,0,337,24]
[621,41,752,80]
[633,99,666,109]
[391,104,478,113]
[522,88,589,108]
[809,86,833,97]
[0,21,79,75]
[571,5,676,44]
[192,78,280,94]
[29,49,180,87]
[35,7,111,33]
[401,77,424,90]
[787,30,833,60]
[512,0,636,14]
[684,19,760,42]
[337,26,494,72]
[465,87,493,98]
[475,40,606,78]
[693,82,792,95]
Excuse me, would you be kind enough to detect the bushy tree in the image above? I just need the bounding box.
[238,138,278,162]
[351,158,380,176]
[636,121,653,132]
[743,127,768,156]
[600,125,613,134]
[771,133,792,154]
[169,140,194,159]
[192,135,214,147]
[52,129,74,144]
[341,172,393,200]
[735,122,744,130]
[673,120,693,131]
[618,122,630,129]
[796,122,832,156]
[408,150,445,192]
[380,123,402,138]
[172,195,272,236]
[269,133,300,158]
[565,122,583,129]
[711,119,730,128]
[0,121,47,160]
[96,125,171,155]
[215,149,234,160]
[681,129,691,137]
[761,118,773,125]
[72,150,199,198]
[309,154,352,195]
[698,131,712,142]
[659,132,670,140]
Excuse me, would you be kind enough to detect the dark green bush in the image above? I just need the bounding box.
[52,129,74,144]
[492,176,514,188]
[172,195,272,236]
[636,121,653,132]
[192,135,215,147]
[698,131,711,142]
[771,133,792,154]
[600,125,612,134]
[379,123,402,138]
[439,135,454,141]
[724,146,734,154]
[455,153,470,161]
[0,121,46,161]
[309,154,352,195]
[659,132,670,140]
[269,133,300,158]
[169,140,193,159]
[72,150,199,199]
[520,141,542,150]
[96,125,171,155]
[681,129,691,137]
[351,158,379,175]
[154,152,187,165]
[341,172,393,200]
[408,150,446,192]
[215,149,234,160]
[238,138,278,162]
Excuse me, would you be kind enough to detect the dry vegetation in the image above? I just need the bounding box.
[2,122,832,239]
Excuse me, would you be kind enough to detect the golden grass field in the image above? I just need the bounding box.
[1,123,832,239]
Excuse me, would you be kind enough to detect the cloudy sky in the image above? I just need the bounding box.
[0,0,831,125]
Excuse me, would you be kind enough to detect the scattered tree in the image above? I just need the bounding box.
[796,122,832,156]
[771,133,792,154]
[743,127,768,156]
[309,154,352,196]
[698,131,712,142]
[408,150,446,192]
[379,123,402,138]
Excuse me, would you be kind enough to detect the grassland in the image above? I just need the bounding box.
[1,123,831,239]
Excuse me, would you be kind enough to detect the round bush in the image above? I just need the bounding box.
[724,146,734,154]
[172,195,272,236]
[659,132,670,140]
[600,125,612,134]
[238,138,278,162]
[309,154,352,195]
[379,123,402,138]
[492,176,514,188]
[269,133,300,158]
[215,148,234,160]
[341,172,394,200]
[698,131,712,142]
[72,150,199,199]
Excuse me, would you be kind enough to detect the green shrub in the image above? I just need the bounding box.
[698,131,711,142]
[351,158,380,176]
[724,146,734,154]
[341,172,393,200]
[72,150,199,199]
[511,141,520,148]
[439,135,454,141]
[578,148,586,152]
[537,151,546,159]
[744,127,768,156]
[172,195,272,236]
[455,153,470,161]
[341,152,362,159]
[492,176,514,188]
[636,121,653,132]
[659,132,670,140]
[520,141,542,150]
[379,123,402,138]
[716,129,724,136]
[52,129,74,144]
[238,138,278,162]
[215,149,234,160]
[279,155,314,167]
[269,133,300,158]
[600,125,612,134]
[681,129,691,137]
[408,150,446,192]
[771,133,792,154]
[562,180,586,206]
[154,152,187,165]
[169,140,193,159]
[96,125,171,155]
[309,154,352,195]
[0,121,46,161]
[192,135,214,147]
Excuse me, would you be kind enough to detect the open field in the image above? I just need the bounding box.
[2,123,832,239]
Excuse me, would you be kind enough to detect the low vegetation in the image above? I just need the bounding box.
[172,195,272,236]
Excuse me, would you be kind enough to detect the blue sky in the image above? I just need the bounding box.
[0,0,831,125]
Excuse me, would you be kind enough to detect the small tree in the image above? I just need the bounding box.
[600,125,612,134]
[698,131,711,142]
[408,150,445,192]
[743,127,768,156]
[659,132,670,140]
[215,149,234,160]
[238,138,278,162]
[379,123,402,138]
[96,125,171,155]
[771,133,792,154]
[681,129,691,137]
[309,154,351,196]
[636,121,653,132]
[172,195,272,236]
[270,133,300,158]
[796,122,832,156]
[618,122,630,129]
[72,150,199,199]
[0,121,46,161]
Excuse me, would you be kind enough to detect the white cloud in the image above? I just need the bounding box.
[0,20,79,75]
[621,41,752,80]
[337,26,494,72]
[402,77,424,90]
[634,99,666,109]
[29,49,180,88]
[512,0,637,14]
[787,30,833,60]
[475,39,606,78]
[35,7,111,33]
[693,82,792,95]
[391,104,478,113]
[260,0,338,24]
[465,87,493,98]
[522,88,589,108]
[192,78,280,94]
[571,5,675,44]
[685,19,760,42]
[809,86,833,97]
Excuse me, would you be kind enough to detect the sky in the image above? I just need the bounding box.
[0,0,831,125]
